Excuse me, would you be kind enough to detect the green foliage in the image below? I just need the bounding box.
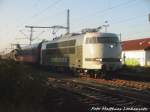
[125,58,140,66]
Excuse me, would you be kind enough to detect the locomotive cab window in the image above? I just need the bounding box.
[86,37,119,44]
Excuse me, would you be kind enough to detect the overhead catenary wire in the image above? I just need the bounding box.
[32,30,46,40]
[32,0,63,18]
[72,0,138,24]
[123,30,150,40]
[72,0,138,30]
[111,14,147,26]
[18,0,63,28]
[14,0,64,45]
[31,9,66,25]
[15,0,147,45]
[73,13,148,39]
[73,13,145,33]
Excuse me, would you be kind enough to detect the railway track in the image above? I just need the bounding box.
[79,77,150,91]
[114,68,150,82]
[48,78,150,111]
[43,86,89,112]
[113,72,150,82]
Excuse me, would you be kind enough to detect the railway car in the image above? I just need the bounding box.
[41,29,122,77]
[15,42,42,64]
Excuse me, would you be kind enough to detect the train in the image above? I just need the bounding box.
[14,28,122,78]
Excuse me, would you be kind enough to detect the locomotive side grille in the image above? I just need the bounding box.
[46,40,76,48]
[45,47,75,55]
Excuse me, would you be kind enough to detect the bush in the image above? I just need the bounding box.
[0,59,49,112]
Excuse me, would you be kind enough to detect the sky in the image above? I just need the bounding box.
[0,0,150,52]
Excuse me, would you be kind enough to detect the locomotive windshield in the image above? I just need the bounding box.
[86,37,119,44]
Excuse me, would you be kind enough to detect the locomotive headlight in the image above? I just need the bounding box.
[96,58,102,62]
[99,58,102,62]
[110,44,114,48]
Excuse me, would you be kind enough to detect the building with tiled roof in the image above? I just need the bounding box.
[122,38,150,66]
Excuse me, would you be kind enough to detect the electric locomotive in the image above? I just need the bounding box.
[40,29,122,77]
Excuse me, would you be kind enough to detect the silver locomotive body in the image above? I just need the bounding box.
[41,31,122,74]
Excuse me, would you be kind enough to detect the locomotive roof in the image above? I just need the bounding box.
[44,33,84,44]
[21,43,40,50]
[44,32,118,44]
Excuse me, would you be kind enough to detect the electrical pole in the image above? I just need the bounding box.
[103,21,109,32]
[148,13,150,22]
[67,9,70,34]
[25,9,70,45]
[24,26,34,45]
[29,27,33,45]
[119,33,121,42]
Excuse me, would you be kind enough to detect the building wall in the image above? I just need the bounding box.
[122,50,145,66]
[145,50,150,66]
